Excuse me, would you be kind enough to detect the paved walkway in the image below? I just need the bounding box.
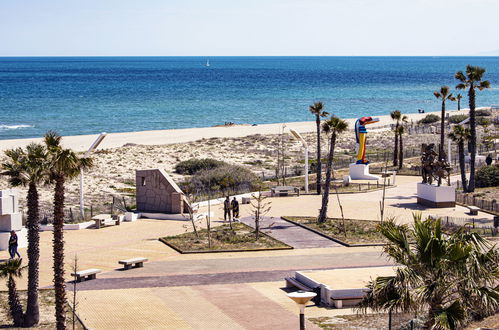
[238,216,341,248]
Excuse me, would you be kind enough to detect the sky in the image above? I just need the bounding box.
[1,0,499,56]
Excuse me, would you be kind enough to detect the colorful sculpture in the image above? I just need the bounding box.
[354,116,379,164]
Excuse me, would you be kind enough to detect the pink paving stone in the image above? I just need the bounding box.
[196,283,320,330]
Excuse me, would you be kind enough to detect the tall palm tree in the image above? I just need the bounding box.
[1,143,48,327]
[448,125,470,192]
[456,65,490,192]
[390,111,407,167]
[0,259,26,327]
[434,86,456,161]
[456,93,463,111]
[397,126,405,169]
[318,116,348,223]
[309,102,329,194]
[358,215,499,329]
[44,131,93,330]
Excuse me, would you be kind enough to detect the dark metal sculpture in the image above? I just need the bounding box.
[421,143,451,186]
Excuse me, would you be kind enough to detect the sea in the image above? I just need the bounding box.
[0,56,498,140]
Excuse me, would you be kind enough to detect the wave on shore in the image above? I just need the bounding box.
[0,124,34,130]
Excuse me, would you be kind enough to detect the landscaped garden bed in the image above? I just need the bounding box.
[309,313,416,330]
[283,216,388,246]
[159,222,292,253]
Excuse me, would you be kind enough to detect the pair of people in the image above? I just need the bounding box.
[223,196,240,221]
[8,231,21,259]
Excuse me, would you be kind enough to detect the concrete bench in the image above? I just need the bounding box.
[93,214,121,229]
[71,268,101,282]
[285,277,313,291]
[468,206,480,215]
[119,257,148,270]
[271,186,300,197]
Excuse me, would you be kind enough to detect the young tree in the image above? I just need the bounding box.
[358,215,499,329]
[45,131,93,330]
[455,65,490,192]
[1,143,48,327]
[250,185,271,240]
[456,93,463,111]
[318,116,348,223]
[309,102,329,194]
[448,125,471,192]
[434,86,456,160]
[0,259,26,327]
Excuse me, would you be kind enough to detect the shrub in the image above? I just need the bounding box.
[175,158,224,175]
[476,164,499,188]
[448,114,468,124]
[477,117,491,126]
[476,109,492,116]
[418,114,440,124]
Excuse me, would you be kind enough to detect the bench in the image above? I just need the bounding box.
[285,277,313,291]
[467,206,480,215]
[271,186,300,197]
[119,257,148,270]
[93,214,121,229]
[71,268,101,282]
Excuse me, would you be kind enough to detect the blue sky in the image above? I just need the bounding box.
[1,0,498,56]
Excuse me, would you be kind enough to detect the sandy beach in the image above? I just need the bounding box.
[0,108,471,152]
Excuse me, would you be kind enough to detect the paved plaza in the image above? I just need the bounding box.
[0,176,494,329]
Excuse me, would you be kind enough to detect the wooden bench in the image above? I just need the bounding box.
[468,206,480,215]
[93,214,121,229]
[71,268,101,282]
[119,257,148,270]
[271,186,300,197]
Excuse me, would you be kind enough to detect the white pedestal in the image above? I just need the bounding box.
[124,212,139,222]
[0,227,27,251]
[417,183,455,208]
[349,164,380,180]
[0,213,23,231]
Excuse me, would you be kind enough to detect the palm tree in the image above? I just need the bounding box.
[397,126,405,169]
[455,65,490,192]
[390,111,407,167]
[434,86,456,161]
[318,116,348,223]
[0,259,26,327]
[44,131,93,330]
[1,143,48,327]
[448,125,470,192]
[456,93,463,111]
[309,102,329,194]
[358,215,499,329]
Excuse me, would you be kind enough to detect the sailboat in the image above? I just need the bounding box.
[205,59,210,67]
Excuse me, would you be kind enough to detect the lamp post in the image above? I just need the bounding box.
[287,290,316,330]
[289,128,309,193]
[79,133,107,218]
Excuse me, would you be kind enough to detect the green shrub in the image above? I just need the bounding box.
[476,164,499,188]
[477,117,491,126]
[448,114,468,124]
[476,109,492,117]
[175,158,224,175]
[418,114,440,124]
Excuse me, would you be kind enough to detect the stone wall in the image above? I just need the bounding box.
[136,169,188,214]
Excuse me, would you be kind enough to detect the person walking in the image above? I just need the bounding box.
[8,231,21,259]
[223,196,231,222]
[231,197,240,219]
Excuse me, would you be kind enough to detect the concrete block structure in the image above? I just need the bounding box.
[136,169,189,214]
[0,189,27,251]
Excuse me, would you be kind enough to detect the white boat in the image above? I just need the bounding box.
[205,59,210,67]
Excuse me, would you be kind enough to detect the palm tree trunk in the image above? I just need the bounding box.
[316,116,322,195]
[468,86,476,192]
[24,182,40,327]
[458,142,467,192]
[457,99,461,111]
[53,176,67,330]
[318,133,336,223]
[8,276,24,327]
[398,133,403,170]
[440,100,445,160]
[393,123,399,167]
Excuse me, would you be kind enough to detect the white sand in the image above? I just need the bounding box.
[0,108,471,152]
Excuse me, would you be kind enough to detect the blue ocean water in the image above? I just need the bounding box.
[0,56,498,139]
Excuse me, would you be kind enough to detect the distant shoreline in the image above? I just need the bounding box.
[0,108,474,152]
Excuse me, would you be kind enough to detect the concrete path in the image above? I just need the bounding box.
[238,216,341,248]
